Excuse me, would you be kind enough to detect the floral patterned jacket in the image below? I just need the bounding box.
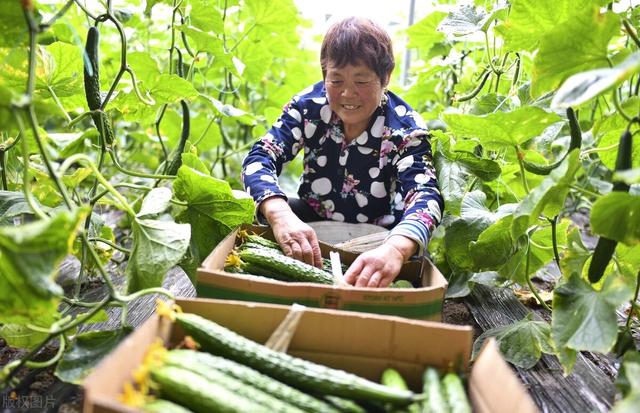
[241,81,444,255]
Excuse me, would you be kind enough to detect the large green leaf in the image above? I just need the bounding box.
[125,217,191,293]
[512,150,581,238]
[434,150,468,215]
[442,107,561,150]
[148,74,199,104]
[0,1,27,47]
[473,314,553,369]
[560,227,591,279]
[470,216,514,270]
[439,139,502,182]
[137,187,173,218]
[36,42,83,98]
[496,0,605,52]
[592,97,640,171]
[590,193,640,246]
[531,9,620,97]
[0,324,48,350]
[443,191,512,271]
[437,4,487,36]
[0,191,48,224]
[552,52,640,109]
[552,273,633,363]
[0,209,86,325]
[173,165,255,280]
[189,0,224,33]
[407,12,448,51]
[497,220,569,284]
[612,351,640,413]
[55,328,131,384]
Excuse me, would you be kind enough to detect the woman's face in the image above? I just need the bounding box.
[324,62,386,139]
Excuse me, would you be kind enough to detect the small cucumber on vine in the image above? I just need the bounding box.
[83,26,101,111]
[164,100,190,175]
[588,126,633,283]
[522,107,582,175]
[83,26,115,147]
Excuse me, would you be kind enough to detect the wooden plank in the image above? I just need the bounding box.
[308,221,387,245]
[465,285,616,413]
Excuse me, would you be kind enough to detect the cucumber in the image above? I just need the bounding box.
[175,312,415,406]
[442,373,471,413]
[83,26,101,111]
[323,396,367,413]
[238,247,334,284]
[422,367,449,413]
[381,369,420,413]
[243,234,282,250]
[143,399,194,413]
[390,280,414,289]
[240,235,348,274]
[163,351,304,413]
[150,365,265,413]
[166,350,341,413]
[381,368,409,390]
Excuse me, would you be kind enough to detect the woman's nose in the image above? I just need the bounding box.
[341,85,357,97]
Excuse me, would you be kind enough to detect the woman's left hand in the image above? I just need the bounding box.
[343,235,418,288]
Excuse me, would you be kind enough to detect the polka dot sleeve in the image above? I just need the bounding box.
[387,129,444,256]
[241,99,306,206]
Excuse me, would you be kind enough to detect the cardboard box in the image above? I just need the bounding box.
[196,224,448,321]
[83,298,538,413]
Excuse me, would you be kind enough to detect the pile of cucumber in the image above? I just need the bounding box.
[225,233,414,288]
[138,312,470,413]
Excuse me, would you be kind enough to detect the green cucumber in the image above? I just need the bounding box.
[143,399,194,413]
[422,367,449,413]
[381,368,409,390]
[522,107,582,175]
[588,127,633,283]
[442,373,471,413]
[323,396,367,413]
[175,312,415,406]
[166,350,341,413]
[243,234,282,250]
[163,351,304,413]
[238,247,334,284]
[381,369,420,413]
[83,26,101,111]
[150,365,266,413]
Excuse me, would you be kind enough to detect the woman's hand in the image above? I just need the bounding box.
[343,235,418,288]
[260,197,323,268]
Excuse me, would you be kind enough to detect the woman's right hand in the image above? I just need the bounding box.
[260,197,323,268]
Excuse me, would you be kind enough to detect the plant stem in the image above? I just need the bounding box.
[515,145,530,193]
[12,109,47,219]
[120,287,174,302]
[525,243,552,311]
[570,184,600,199]
[549,215,561,271]
[24,337,66,369]
[108,148,176,180]
[625,272,640,330]
[0,150,7,190]
[88,236,131,254]
[47,85,72,124]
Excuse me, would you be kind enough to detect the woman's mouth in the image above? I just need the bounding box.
[342,104,360,110]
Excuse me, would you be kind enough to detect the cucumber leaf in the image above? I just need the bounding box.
[0,208,86,326]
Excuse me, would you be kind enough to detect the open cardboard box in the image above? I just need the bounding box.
[196,224,448,321]
[83,298,538,413]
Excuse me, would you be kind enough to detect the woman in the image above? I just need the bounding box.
[242,17,443,288]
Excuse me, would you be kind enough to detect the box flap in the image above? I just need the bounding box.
[470,338,539,413]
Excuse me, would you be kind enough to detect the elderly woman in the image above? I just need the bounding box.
[241,17,444,288]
